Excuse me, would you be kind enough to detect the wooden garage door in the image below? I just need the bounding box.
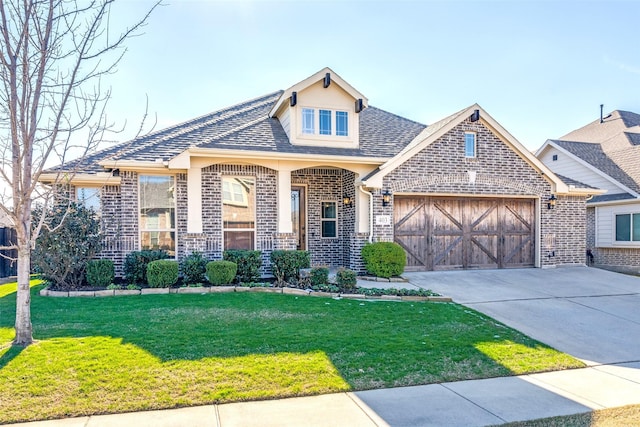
[394,197,535,270]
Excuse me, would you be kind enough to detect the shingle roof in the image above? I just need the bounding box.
[51,91,426,174]
[589,192,637,204]
[561,110,640,150]
[554,174,597,189]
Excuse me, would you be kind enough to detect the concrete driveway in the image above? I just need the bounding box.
[404,266,640,365]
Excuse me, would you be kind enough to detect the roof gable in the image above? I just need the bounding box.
[268,67,367,118]
[362,104,571,193]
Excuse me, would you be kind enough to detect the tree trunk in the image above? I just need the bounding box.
[14,245,32,346]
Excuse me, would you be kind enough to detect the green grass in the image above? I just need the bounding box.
[0,282,584,423]
[493,404,640,427]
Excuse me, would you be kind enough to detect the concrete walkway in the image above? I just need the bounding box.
[13,266,640,426]
[12,364,640,427]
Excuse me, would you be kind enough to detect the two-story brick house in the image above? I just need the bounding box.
[42,68,595,275]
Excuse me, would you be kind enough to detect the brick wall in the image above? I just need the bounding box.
[586,206,640,272]
[373,117,586,268]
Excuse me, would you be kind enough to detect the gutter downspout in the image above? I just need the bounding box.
[358,185,374,243]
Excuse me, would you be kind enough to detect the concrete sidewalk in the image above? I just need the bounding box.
[12,364,640,427]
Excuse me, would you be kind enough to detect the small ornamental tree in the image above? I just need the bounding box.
[33,202,102,290]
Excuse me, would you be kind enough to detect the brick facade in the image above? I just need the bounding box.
[96,119,588,275]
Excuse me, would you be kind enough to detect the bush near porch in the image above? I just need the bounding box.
[361,242,407,278]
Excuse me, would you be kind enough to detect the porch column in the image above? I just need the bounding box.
[187,166,202,233]
[356,187,370,234]
[277,168,293,233]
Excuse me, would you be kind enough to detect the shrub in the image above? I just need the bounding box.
[86,259,114,287]
[223,250,262,283]
[32,202,102,290]
[310,266,329,287]
[181,251,207,285]
[124,250,169,285]
[146,260,179,288]
[336,268,357,291]
[206,260,237,286]
[270,250,310,286]
[361,242,406,278]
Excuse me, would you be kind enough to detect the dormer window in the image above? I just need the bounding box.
[300,108,349,137]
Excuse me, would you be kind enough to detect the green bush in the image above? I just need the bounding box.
[206,260,237,286]
[146,260,179,288]
[223,250,262,283]
[270,250,310,286]
[124,250,169,285]
[310,266,329,287]
[336,268,357,291]
[32,202,102,290]
[181,251,207,285]
[86,259,114,287]
[361,242,406,278]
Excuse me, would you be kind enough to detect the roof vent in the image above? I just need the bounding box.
[470,109,480,122]
[290,91,297,107]
[600,104,612,123]
[323,73,331,88]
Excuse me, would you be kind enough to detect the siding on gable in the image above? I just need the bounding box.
[279,107,291,140]
[595,201,640,248]
[539,146,624,194]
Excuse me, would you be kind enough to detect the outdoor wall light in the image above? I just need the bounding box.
[382,190,392,207]
[547,194,557,210]
[343,195,353,206]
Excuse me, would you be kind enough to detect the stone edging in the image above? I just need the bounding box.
[39,286,452,302]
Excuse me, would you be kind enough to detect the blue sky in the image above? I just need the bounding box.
[105,0,640,151]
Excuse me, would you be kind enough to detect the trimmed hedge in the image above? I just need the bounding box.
[181,251,207,285]
[336,268,357,290]
[146,260,179,288]
[86,259,114,288]
[124,250,169,285]
[223,250,262,283]
[310,266,329,287]
[270,250,310,286]
[361,242,406,278]
[206,260,237,286]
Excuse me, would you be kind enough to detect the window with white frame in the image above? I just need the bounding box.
[139,175,175,256]
[76,187,100,212]
[223,176,255,250]
[464,132,476,158]
[321,201,337,238]
[615,213,640,242]
[300,108,349,137]
[302,108,315,134]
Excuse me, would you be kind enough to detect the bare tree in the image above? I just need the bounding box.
[0,0,159,346]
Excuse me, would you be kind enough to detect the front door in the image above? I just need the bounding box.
[291,186,306,250]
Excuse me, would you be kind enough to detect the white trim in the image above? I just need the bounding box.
[536,140,640,198]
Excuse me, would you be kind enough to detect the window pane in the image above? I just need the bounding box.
[633,214,640,241]
[223,177,255,229]
[141,231,175,256]
[224,231,255,250]
[322,221,336,238]
[616,214,631,241]
[465,133,476,157]
[302,108,314,134]
[77,187,100,212]
[336,111,348,136]
[322,202,336,219]
[319,109,332,135]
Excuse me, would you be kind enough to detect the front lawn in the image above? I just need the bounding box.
[0,282,584,423]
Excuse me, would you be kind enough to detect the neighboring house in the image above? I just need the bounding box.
[537,110,640,274]
[41,68,593,275]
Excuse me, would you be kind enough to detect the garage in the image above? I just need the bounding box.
[394,196,536,270]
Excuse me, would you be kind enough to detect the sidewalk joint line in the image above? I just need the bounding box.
[440,383,508,424]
